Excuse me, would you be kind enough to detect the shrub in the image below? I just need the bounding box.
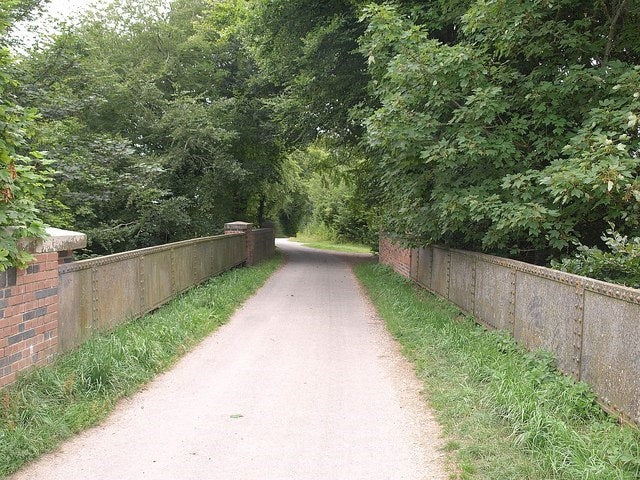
[552,226,640,288]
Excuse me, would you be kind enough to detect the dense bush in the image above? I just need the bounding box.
[287,143,378,246]
[552,226,640,288]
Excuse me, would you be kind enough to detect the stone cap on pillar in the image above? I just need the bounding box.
[260,220,275,229]
[224,221,253,234]
[18,227,87,254]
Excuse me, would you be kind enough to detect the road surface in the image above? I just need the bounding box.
[11,239,446,480]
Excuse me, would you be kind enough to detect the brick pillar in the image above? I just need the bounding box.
[224,221,254,265]
[0,228,86,389]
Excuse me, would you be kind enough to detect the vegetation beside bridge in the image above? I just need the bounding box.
[2,0,639,283]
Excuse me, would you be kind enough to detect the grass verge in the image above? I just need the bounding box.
[0,255,282,478]
[289,235,371,254]
[355,263,640,480]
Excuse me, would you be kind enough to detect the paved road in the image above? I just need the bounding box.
[11,240,446,480]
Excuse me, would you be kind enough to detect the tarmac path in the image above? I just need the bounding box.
[11,239,446,480]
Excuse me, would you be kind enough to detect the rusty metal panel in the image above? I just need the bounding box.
[58,269,93,352]
[581,291,640,424]
[259,229,275,261]
[143,250,173,310]
[431,247,450,298]
[93,258,141,330]
[513,271,579,376]
[449,251,475,314]
[208,236,232,276]
[380,235,640,425]
[221,235,241,269]
[199,240,215,280]
[474,260,514,331]
[208,238,222,274]
[250,229,275,264]
[211,238,225,275]
[192,241,208,283]
[415,247,432,289]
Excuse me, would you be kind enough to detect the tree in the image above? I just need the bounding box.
[246,0,370,145]
[13,0,286,255]
[360,1,640,262]
[0,0,52,269]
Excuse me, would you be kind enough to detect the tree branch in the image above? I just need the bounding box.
[603,0,628,66]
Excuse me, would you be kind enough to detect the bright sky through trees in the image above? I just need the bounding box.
[11,0,112,49]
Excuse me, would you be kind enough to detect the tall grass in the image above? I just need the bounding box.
[356,263,640,480]
[0,256,281,478]
[291,221,371,254]
[294,220,338,243]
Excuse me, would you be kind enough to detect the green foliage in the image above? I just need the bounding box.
[32,118,191,254]
[356,262,640,479]
[10,0,640,270]
[288,142,378,246]
[247,0,369,145]
[0,254,281,477]
[291,235,371,254]
[360,1,640,262]
[552,225,640,288]
[0,0,52,269]
[244,0,382,244]
[13,0,285,255]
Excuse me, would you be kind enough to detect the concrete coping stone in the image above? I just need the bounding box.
[224,221,253,232]
[58,233,240,273]
[18,227,87,254]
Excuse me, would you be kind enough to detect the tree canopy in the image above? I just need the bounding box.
[12,0,285,255]
[1,0,639,273]
[361,1,640,262]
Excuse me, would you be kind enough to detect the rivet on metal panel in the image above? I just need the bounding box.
[170,248,176,294]
[192,245,198,282]
[429,248,434,288]
[471,258,476,313]
[508,269,516,333]
[446,251,451,298]
[91,267,98,322]
[139,256,145,312]
[573,285,585,378]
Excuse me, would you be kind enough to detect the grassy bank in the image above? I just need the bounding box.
[289,234,371,254]
[355,263,640,480]
[0,256,281,478]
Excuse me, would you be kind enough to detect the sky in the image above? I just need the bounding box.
[10,0,111,49]
[44,0,96,18]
